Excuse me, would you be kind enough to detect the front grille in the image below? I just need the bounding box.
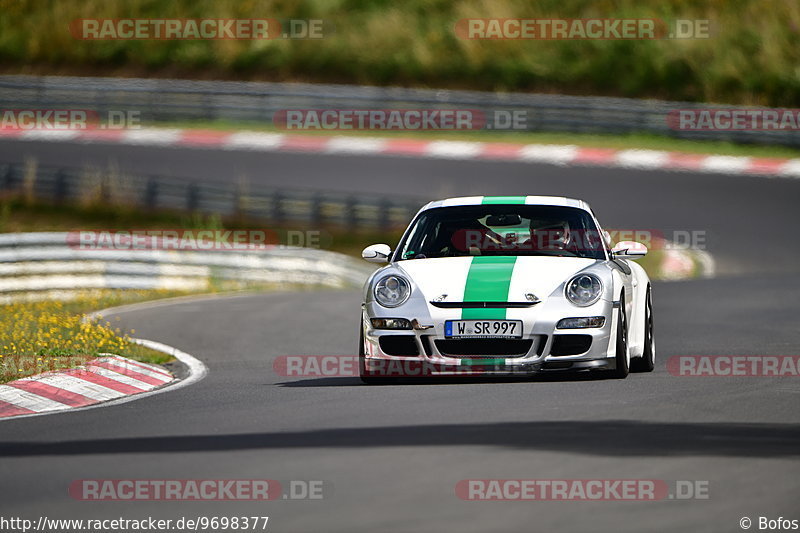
[379,335,419,356]
[430,301,538,309]
[550,335,592,356]
[434,338,533,357]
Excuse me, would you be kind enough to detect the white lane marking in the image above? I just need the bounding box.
[700,156,751,174]
[325,136,388,154]
[424,141,484,159]
[121,129,183,145]
[779,160,800,178]
[223,132,285,150]
[84,366,154,391]
[19,130,82,141]
[32,373,126,401]
[518,144,579,165]
[0,385,70,412]
[615,149,670,169]
[131,337,208,388]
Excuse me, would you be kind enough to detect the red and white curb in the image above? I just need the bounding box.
[1,127,798,178]
[0,338,207,421]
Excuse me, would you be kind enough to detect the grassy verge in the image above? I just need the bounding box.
[152,119,800,159]
[0,290,189,384]
[1,1,798,106]
[0,198,389,383]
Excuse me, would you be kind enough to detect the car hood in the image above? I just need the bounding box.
[396,255,599,304]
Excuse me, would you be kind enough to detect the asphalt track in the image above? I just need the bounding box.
[1,139,799,532]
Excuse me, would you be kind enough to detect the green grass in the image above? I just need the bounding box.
[0,0,798,106]
[0,290,188,383]
[155,119,800,159]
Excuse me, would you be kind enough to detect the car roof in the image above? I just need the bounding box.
[419,196,593,213]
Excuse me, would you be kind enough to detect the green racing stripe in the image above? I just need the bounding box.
[481,196,526,204]
[460,358,506,366]
[460,196,524,319]
[461,256,517,319]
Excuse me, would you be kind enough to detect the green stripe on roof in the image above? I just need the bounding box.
[461,256,517,319]
[481,196,527,204]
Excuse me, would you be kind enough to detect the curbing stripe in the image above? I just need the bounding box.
[6,380,95,407]
[0,385,71,412]
[96,357,173,381]
[63,368,146,395]
[0,400,35,417]
[0,337,206,421]
[33,373,127,401]
[83,365,153,390]
[2,126,798,177]
[107,354,173,375]
[89,362,168,387]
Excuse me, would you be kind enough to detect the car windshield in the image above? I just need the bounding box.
[397,205,606,260]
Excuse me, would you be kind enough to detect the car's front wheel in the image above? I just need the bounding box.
[631,285,655,373]
[609,296,630,379]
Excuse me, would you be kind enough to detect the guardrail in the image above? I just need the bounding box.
[0,160,424,231]
[0,232,374,302]
[0,75,796,148]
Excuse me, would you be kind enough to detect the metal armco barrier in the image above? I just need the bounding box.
[0,232,375,302]
[0,161,423,231]
[0,75,797,147]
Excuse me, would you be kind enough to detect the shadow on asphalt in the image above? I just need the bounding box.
[276,373,601,387]
[2,420,799,458]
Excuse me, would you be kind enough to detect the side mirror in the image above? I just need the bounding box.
[362,244,392,263]
[611,241,647,260]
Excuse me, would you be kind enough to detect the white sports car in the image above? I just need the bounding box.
[359,195,655,382]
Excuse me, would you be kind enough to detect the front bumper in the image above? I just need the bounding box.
[362,298,618,377]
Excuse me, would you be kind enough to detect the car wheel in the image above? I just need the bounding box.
[609,296,630,379]
[631,285,655,373]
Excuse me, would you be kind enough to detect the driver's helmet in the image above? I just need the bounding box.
[531,219,571,250]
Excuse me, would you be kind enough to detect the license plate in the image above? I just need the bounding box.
[445,320,523,339]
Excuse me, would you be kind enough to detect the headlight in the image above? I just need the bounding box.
[557,316,606,329]
[374,275,411,308]
[565,273,603,307]
[370,318,412,329]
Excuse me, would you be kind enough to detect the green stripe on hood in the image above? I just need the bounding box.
[461,256,517,319]
[481,196,526,204]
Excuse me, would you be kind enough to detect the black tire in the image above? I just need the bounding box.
[631,286,655,373]
[609,296,630,379]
